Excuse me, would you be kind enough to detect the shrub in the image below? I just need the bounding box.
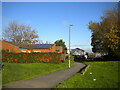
[2,52,64,64]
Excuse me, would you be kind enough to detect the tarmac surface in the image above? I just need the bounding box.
[3,62,85,88]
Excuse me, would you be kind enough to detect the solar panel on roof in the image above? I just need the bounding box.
[34,44,53,49]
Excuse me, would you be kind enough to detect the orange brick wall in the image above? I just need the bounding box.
[31,49,50,53]
[56,46,63,53]
[50,44,56,52]
[0,41,21,53]
[20,49,29,53]
[58,47,63,53]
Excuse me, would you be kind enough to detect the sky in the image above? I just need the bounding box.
[2,2,117,52]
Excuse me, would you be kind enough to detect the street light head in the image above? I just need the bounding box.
[69,24,73,26]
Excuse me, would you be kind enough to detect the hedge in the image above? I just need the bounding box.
[2,52,64,64]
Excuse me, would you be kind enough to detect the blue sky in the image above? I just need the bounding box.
[2,2,117,52]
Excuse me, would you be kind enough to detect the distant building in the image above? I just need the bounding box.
[70,48,85,56]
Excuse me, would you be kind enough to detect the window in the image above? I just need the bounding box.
[34,51,41,52]
[22,51,26,53]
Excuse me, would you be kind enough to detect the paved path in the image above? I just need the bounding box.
[3,62,85,88]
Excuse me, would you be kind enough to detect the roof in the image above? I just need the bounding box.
[76,48,84,51]
[19,44,54,49]
[71,48,85,55]
[2,41,54,50]
[71,48,84,52]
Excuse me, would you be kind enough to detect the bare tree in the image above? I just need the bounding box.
[3,21,39,44]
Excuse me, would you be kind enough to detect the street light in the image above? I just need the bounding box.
[68,24,73,68]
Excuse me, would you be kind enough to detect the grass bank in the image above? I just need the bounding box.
[56,61,119,88]
[2,58,74,85]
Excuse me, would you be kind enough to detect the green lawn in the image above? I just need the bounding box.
[2,58,74,85]
[56,61,119,88]
[0,71,1,86]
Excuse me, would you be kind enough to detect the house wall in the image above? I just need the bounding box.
[20,49,29,53]
[59,47,63,53]
[50,44,56,52]
[31,49,50,53]
[0,41,21,53]
[56,46,63,53]
[20,49,50,53]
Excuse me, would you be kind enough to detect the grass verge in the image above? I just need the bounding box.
[2,58,74,85]
[56,61,119,88]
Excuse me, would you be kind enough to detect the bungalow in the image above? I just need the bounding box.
[0,41,58,53]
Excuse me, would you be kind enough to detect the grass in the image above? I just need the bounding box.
[2,58,74,85]
[0,71,1,86]
[56,61,119,88]
[0,52,2,86]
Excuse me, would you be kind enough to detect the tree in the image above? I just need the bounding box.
[88,3,120,57]
[3,21,39,44]
[55,39,67,52]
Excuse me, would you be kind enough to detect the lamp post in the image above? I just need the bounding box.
[68,24,73,68]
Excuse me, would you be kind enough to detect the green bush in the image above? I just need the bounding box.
[2,52,64,64]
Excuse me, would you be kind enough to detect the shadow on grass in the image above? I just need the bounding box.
[75,55,120,74]
[74,55,120,63]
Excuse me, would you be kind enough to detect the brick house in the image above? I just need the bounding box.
[0,41,60,53]
[56,46,63,53]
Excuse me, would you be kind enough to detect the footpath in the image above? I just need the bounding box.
[3,62,85,88]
